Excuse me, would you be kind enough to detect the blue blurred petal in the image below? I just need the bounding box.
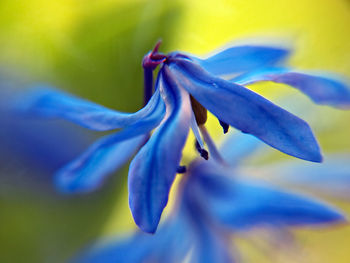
[0,115,91,174]
[75,214,191,263]
[128,68,192,233]
[232,68,350,108]
[55,96,165,193]
[191,225,233,263]
[15,86,164,131]
[191,45,289,76]
[74,234,151,263]
[264,155,350,200]
[182,197,234,263]
[192,168,346,230]
[56,133,147,194]
[170,59,322,162]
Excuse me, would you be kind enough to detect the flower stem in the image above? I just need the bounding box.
[143,67,153,106]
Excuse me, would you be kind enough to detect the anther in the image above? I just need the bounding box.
[195,141,209,160]
[219,120,229,134]
[190,96,207,125]
[177,166,187,174]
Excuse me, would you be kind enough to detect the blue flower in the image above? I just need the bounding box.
[74,132,347,263]
[17,41,350,233]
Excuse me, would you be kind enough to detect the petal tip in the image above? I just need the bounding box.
[325,209,347,225]
[309,151,323,163]
[129,198,160,234]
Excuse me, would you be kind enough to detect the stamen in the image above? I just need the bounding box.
[143,68,153,106]
[219,120,230,134]
[190,95,207,125]
[177,166,187,174]
[199,125,225,163]
[190,109,205,148]
[195,140,209,160]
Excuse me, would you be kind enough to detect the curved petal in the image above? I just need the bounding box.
[128,67,191,233]
[55,133,147,194]
[232,68,350,108]
[55,97,165,193]
[191,168,346,230]
[190,45,289,76]
[170,59,322,162]
[15,86,163,131]
[262,155,350,200]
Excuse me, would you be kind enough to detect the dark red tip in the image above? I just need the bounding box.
[152,40,162,54]
[142,40,167,70]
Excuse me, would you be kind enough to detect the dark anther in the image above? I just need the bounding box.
[177,166,187,174]
[190,95,207,125]
[195,141,209,160]
[219,120,229,134]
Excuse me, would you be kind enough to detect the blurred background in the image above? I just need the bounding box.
[0,0,349,262]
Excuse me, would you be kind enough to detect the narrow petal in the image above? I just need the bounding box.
[262,155,350,200]
[15,86,164,131]
[170,59,322,162]
[0,107,92,174]
[190,45,289,76]
[128,67,192,233]
[232,68,350,108]
[191,168,346,230]
[56,133,147,194]
[55,96,165,193]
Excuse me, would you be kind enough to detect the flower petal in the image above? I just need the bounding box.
[191,225,234,263]
[55,94,165,193]
[74,234,151,263]
[232,68,350,108]
[15,86,164,131]
[190,45,289,76]
[262,155,350,200]
[182,177,236,263]
[75,215,191,263]
[191,168,346,230]
[55,133,147,194]
[128,67,192,233]
[170,59,322,162]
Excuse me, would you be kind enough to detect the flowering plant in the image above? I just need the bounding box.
[16,41,350,233]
